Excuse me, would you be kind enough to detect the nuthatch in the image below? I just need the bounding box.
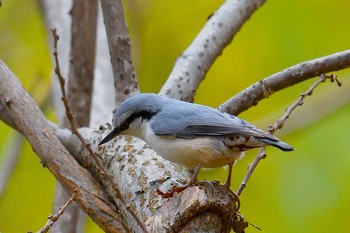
[99,93,293,189]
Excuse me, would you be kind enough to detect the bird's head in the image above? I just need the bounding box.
[99,93,164,145]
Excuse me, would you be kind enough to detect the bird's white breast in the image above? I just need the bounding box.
[129,121,244,168]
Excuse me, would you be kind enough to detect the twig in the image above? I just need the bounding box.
[51,28,149,233]
[38,190,77,233]
[236,74,342,196]
[268,74,342,134]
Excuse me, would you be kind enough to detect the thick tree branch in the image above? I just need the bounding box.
[99,0,139,105]
[60,126,240,232]
[0,60,127,233]
[219,49,350,115]
[159,0,266,101]
[66,0,97,127]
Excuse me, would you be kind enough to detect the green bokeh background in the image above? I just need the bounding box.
[1,0,350,232]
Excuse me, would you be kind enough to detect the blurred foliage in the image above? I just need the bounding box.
[0,0,350,232]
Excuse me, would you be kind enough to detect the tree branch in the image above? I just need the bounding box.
[89,3,115,127]
[218,49,350,115]
[66,0,97,127]
[159,0,266,101]
[0,60,128,233]
[99,0,139,105]
[67,127,240,232]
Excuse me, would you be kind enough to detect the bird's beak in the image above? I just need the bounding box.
[99,128,120,146]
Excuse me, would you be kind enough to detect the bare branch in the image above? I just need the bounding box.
[0,60,128,233]
[38,190,78,233]
[52,28,80,133]
[268,74,342,134]
[89,4,115,127]
[159,0,266,101]
[99,0,139,105]
[219,50,350,115]
[236,74,342,196]
[66,0,98,127]
[236,148,266,196]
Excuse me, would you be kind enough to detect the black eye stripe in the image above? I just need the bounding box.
[119,110,158,131]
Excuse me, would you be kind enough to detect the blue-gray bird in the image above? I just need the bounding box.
[99,93,293,189]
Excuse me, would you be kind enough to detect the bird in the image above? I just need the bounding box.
[99,93,293,191]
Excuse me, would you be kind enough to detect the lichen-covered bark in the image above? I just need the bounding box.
[57,126,239,232]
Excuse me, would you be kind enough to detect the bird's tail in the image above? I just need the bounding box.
[257,138,294,151]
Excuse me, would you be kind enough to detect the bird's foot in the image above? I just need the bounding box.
[157,178,197,198]
[157,164,201,198]
[224,162,234,189]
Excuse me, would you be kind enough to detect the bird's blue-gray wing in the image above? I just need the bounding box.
[150,107,274,139]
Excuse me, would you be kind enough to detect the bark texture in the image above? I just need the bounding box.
[0,61,128,233]
[100,0,139,105]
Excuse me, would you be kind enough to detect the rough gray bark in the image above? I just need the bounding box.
[100,0,139,105]
[56,126,239,233]
[0,61,128,232]
[66,0,97,126]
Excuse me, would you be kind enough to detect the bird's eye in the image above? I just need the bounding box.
[119,122,129,132]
